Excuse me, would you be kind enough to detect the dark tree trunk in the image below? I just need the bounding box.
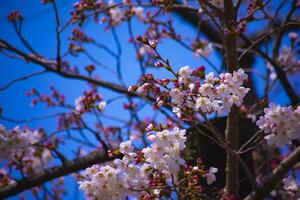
[184,117,258,198]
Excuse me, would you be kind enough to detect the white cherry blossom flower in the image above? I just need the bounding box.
[195,97,212,113]
[206,167,218,185]
[283,176,298,192]
[119,140,134,154]
[98,101,106,112]
[257,104,300,146]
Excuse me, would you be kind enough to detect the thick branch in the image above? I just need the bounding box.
[223,0,239,196]
[244,146,300,200]
[0,151,110,199]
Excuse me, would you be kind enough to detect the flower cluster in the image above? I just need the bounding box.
[192,40,213,58]
[72,0,144,27]
[129,66,250,121]
[0,125,51,174]
[256,104,300,146]
[75,90,106,114]
[102,0,145,25]
[0,125,38,160]
[69,28,92,44]
[278,46,300,70]
[72,0,103,12]
[133,66,249,120]
[142,127,186,177]
[78,127,217,199]
[57,112,83,130]
[0,169,15,188]
[277,176,300,199]
[174,67,249,115]
[276,32,300,73]
[7,10,22,22]
[178,67,249,113]
[78,165,128,199]
[282,176,299,192]
[26,86,65,107]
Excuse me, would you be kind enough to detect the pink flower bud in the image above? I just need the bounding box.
[157,100,164,107]
[154,61,163,67]
[128,85,137,92]
[149,40,158,48]
[289,32,297,41]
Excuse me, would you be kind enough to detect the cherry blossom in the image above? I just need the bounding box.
[256,104,300,146]
[206,167,218,185]
[282,176,298,192]
[194,43,213,58]
[74,90,104,114]
[78,165,127,199]
[0,169,15,188]
[142,127,186,177]
[278,46,300,69]
[97,101,106,112]
[0,124,51,175]
[170,67,250,117]
[131,66,249,120]
[119,140,134,154]
[79,127,218,199]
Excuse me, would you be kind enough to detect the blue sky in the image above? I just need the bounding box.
[0,0,298,199]
[0,1,205,199]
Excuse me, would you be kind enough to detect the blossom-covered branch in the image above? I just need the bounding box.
[0,150,110,199]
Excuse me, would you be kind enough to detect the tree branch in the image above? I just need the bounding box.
[51,0,61,71]
[0,70,47,92]
[244,146,300,200]
[223,0,239,196]
[0,38,177,123]
[0,39,136,97]
[239,27,300,106]
[0,151,111,199]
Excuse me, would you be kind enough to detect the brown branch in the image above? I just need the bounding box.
[174,7,223,44]
[0,38,177,125]
[237,0,271,24]
[0,38,180,130]
[0,70,47,92]
[0,113,60,124]
[59,3,123,33]
[127,19,145,75]
[238,22,299,61]
[0,39,135,97]
[0,151,111,199]
[272,0,298,59]
[239,26,300,106]
[51,0,61,71]
[244,146,300,200]
[13,22,37,55]
[223,0,239,196]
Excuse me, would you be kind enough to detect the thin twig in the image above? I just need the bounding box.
[0,70,47,92]
[52,0,61,71]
